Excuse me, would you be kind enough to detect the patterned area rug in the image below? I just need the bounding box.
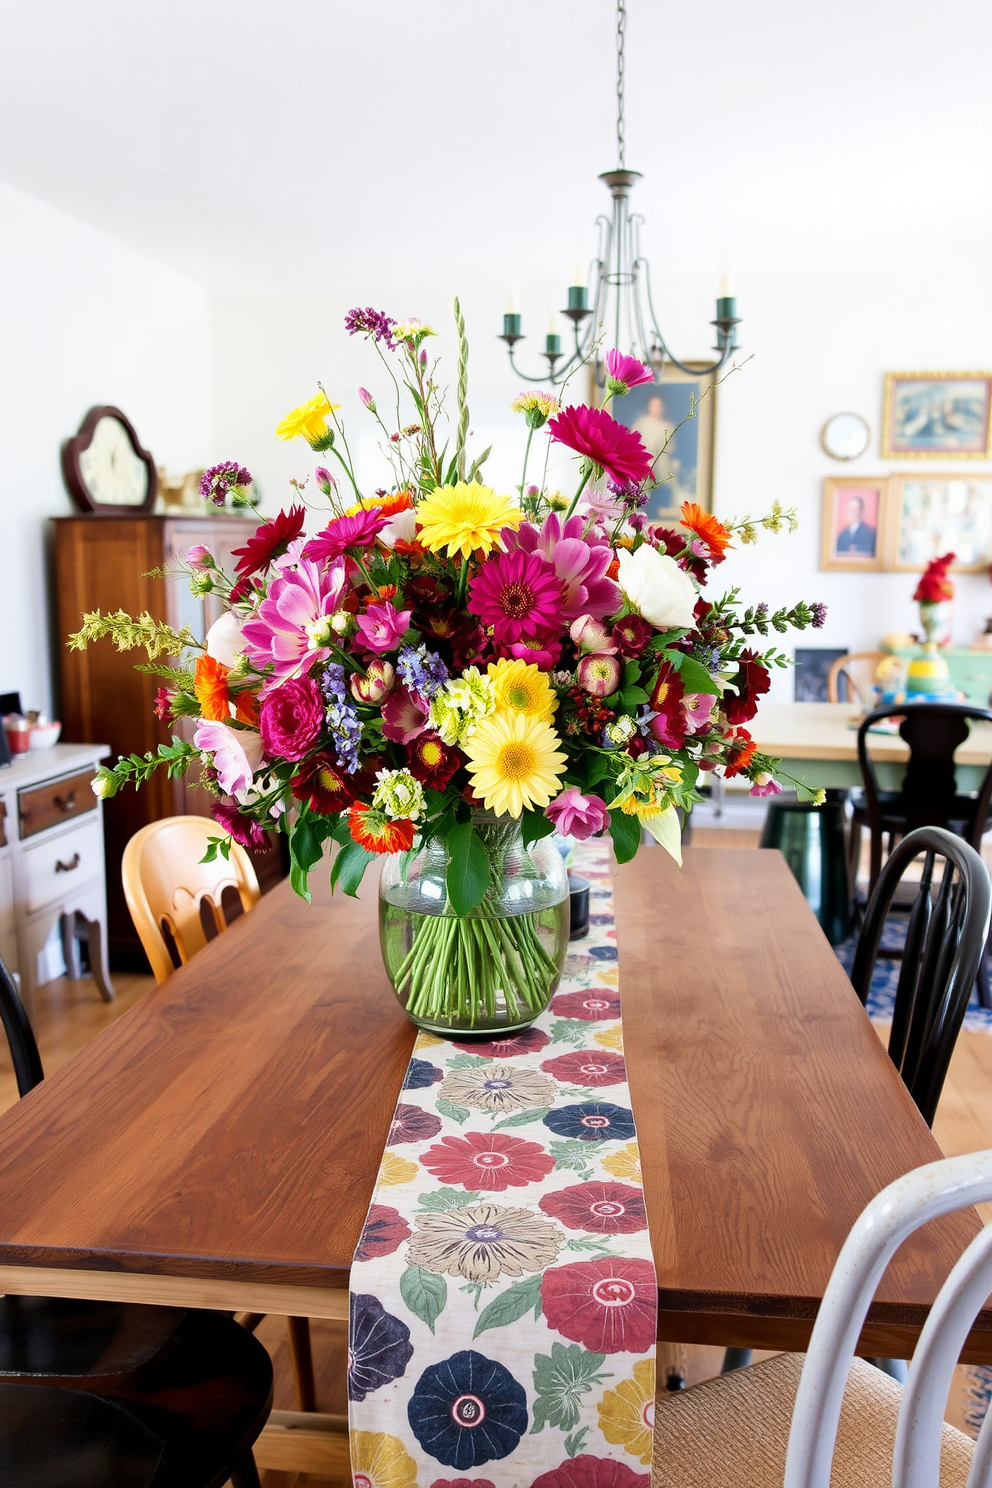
[833,918,992,1033]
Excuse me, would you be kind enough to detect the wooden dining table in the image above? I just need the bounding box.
[0,845,988,1472]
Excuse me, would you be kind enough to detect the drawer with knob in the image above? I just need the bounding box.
[24,818,102,915]
[18,769,98,840]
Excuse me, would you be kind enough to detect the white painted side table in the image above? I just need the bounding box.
[0,743,113,1018]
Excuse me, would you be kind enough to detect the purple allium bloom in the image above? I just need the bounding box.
[396,644,449,700]
[200,461,252,506]
[607,479,649,511]
[811,602,827,629]
[755,602,769,620]
[320,663,363,773]
[344,307,396,347]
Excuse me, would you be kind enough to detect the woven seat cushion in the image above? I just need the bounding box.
[652,1353,974,1488]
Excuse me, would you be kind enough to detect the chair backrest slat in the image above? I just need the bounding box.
[0,954,43,1098]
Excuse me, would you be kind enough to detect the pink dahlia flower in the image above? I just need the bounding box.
[605,348,654,394]
[241,556,347,690]
[548,404,654,488]
[467,548,564,644]
[547,787,610,840]
[302,507,387,565]
[258,675,324,761]
[505,512,619,621]
[192,720,263,799]
[355,600,411,654]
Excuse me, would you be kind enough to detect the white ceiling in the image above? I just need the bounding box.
[0,0,989,291]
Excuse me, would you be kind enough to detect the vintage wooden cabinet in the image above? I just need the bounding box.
[53,514,286,968]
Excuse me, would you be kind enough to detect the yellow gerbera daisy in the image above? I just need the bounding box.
[598,1359,656,1465]
[463,711,567,818]
[488,658,557,722]
[377,1152,418,1186]
[275,391,340,445]
[602,1141,641,1182]
[349,1432,418,1488]
[415,481,523,560]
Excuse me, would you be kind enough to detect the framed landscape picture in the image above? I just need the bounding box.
[890,474,992,571]
[882,372,992,459]
[605,362,716,521]
[820,475,890,571]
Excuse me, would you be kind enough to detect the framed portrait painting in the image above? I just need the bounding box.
[890,474,992,572]
[605,362,716,522]
[882,372,992,459]
[820,476,889,571]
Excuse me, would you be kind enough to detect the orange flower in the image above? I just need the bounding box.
[347,803,415,854]
[724,728,757,777]
[681,502,731,561]
[194,655,232,722]
[230,688,260,728]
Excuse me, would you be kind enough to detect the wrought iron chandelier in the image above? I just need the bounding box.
[499,0,741,387]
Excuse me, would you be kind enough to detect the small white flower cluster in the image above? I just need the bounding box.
[372,768,426,822]
[429,667,495,745]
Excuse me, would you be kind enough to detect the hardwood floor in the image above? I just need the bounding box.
[1,839,990,1482]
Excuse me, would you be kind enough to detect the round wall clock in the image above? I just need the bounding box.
[821,412,870,462]
[61,406,157,513]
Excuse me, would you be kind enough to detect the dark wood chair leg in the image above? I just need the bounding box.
[229,1450,263,1488]
[287,1315,316,1412]
[721,1347,752,1373]
[235,1312,265,1333]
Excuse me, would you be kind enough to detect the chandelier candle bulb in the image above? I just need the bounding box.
[506,292,519,315]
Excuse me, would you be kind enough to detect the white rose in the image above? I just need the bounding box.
[381,507,418,548]
[617,545,697,631]
[205,611,246,669]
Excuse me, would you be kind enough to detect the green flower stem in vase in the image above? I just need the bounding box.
[378,812,569,1035]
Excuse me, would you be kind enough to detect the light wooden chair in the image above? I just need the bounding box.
[826,650,886,707]
[122,815,261,985]
[653,1150,992,1488]
[122,815,316,1415]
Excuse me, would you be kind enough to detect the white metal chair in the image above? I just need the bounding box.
[653,1150,992,1487]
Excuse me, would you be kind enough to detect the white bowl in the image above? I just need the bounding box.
[28,721,62,750]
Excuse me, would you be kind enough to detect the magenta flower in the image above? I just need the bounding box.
[314,466,334,496]
[612,614,652,657]
[570,615,617,655]
[358,387,375,410]
[750,774,783,797]
[577,653,622,698]
[344,306,396,346]
[467,548,563,644]
[356,601,412,654]
[381,683,430,744]
[241,556,347,689]
[192,720,263,799]
[548,405,653,488]
[302,507,388,565]
[259,675,324,761]
[605,348,654,395]
[211,798,271,851]
[505,512,619,622]
[682,692,716,733]
[498,632,563,671]
[186,544,213,571]
[547,787,610,840]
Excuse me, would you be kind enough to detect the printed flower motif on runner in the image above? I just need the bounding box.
[541,1259,657,1353]
[387,1103,443,1145]
[348,1294,414,1402]
[377,1153,418,1186]
[529,1454,651,1488]
[552,990,622,1021]
[403,1058,444,1090]
[593,1024,625,1052]
[450,1027,550,1057]
[543,1103,636,1143]
[597,1359,656,1465]
[407,1350,528,1469]
[419,1133,556,1192]
[350,1431,419,1488]
[540,1050,627,1086]
[408,1201,563,1283]
[354,1205,411,1261]
[437,1064,557,1114]
[539,1183,647,1235]
[430,1479,496,1488]
[601,1143,641,1183]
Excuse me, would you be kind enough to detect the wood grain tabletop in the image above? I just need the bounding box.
[0,846,986,1357]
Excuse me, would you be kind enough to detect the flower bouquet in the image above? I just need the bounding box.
[71,302,825,1034]
[907,552,956,698]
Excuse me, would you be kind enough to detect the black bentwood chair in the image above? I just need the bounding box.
[0,952,272,1488]
[722,827,992,1380]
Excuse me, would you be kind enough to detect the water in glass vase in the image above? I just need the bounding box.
[379,894,570,1036]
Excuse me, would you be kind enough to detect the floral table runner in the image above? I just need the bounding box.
[348,839,657,1488]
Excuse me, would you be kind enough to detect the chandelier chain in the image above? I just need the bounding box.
[616,0,626,168]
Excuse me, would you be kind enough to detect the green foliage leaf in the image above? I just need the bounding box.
[417,1187,481,1211]
[468,444,492,481]
[491,1106,552,1131]
[549,1018,591,1045]
[549,1138,595,1175]
[399,1265,447,1333]
[521,810,556,848]
[618,685,650,712]
[610,809,641,864]
[435,1099,471,1125]
[446,1053,490,1069]
[329,839,376,898]
[445,821,490,916]
[565,1428,590,1457]
[666,652,721,696]
[473,1273,543,1338]
[531,1343,611,1434]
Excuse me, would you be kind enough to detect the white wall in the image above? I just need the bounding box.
[0,180,213,717]
[213,255,992,702]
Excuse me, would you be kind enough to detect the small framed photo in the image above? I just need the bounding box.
[604,363,716,521]
[820,476,889,571]
[890,474,992,571]
[882,372,992,459]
